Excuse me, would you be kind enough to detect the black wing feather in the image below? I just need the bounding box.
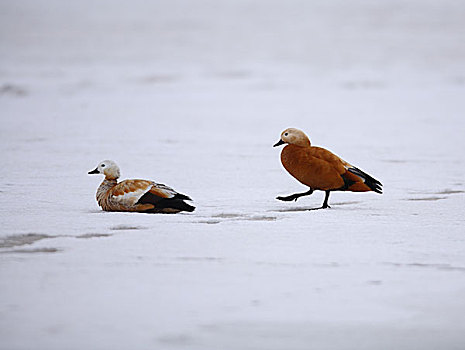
[348,167,383,194]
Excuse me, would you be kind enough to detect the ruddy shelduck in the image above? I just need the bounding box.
[273,128,382,209]
[88,160,195,213]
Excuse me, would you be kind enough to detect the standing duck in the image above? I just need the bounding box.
[88,160,195,213]
[273,128,382,209]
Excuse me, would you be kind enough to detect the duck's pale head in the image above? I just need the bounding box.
[273,128,311,148]
[88,160,121,180]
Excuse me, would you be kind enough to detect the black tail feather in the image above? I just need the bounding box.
[348,167,383,194]
[137,192,195,213]
[159,198,195,212]
[175,193,192,201]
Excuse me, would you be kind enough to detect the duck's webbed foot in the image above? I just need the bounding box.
[276,188,314,202]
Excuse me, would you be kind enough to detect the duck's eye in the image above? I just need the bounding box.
[101,164,105,167]
[284,133,288,136]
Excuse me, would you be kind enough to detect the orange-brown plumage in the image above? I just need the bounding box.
[111,180,153,197]
[281,145,345,190]
[274,128,382,208]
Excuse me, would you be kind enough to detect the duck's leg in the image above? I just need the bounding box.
[277,188,314,202]
[321,190,331,209]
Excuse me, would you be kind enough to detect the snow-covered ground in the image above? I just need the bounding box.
[1,0,465,349]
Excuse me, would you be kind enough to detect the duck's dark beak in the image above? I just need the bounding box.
[88,168,99,174]
[273,139,285,147]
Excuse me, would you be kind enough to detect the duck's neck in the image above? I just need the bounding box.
[96,178,118,204]
[294,139,311,148]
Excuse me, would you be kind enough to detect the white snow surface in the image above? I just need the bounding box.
[1,0,465,349]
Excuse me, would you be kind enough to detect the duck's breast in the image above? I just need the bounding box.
[281,145,345,190]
